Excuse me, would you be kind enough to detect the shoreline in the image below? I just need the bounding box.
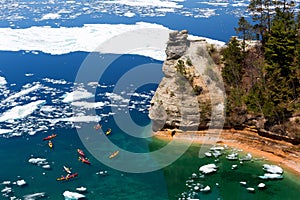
[153,129,300,177]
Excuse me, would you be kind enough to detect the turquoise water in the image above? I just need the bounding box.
[0,128,169,199]
[1,129,300,199]
[150,139,300,200]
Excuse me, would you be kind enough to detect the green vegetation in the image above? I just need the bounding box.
[221,0,300,133]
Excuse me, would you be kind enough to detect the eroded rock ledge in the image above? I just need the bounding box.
[149,30,225,132]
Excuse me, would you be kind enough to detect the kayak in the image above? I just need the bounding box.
[56,173,78,181]
[48,140,53,149]
[77,149,85,157]
[43,134,57,141]
[79,156,91,165]
[94,124,102,130]
[109,150,119,159]
[63,166,72,174]
[106,128,112,135]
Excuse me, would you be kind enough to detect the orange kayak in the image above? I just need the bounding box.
[79,156,91,165]
[56,173,78,181]
[94,124,102,130]
[43,134,57,141]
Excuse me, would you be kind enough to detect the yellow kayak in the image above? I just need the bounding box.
[109,150,119,159]
[106,128,112,135]
[48,140,53,149]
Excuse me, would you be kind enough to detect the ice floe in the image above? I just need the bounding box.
[0,22,225,61]
[62,90,93,103]
[258,183,266,189]
[0,76,7,85]
[41,13,61,20]
[102,0,183,8]
[0,100,46,122]
[2,84,42,104]
[199,163,217,174]
[226,152,238,160]
[23,192,46,200]
[246,187,255,192]
[54,115,100,123]
[70,101,108,109]
[75,187,87,192]
[28,157,51,170]
[28,158,47,165]
[262,164,283,174]
[16,179,26,187]
[1,181,11,185]
[63,191,85,200]
[259,173,283,180]
[0,129,13,135]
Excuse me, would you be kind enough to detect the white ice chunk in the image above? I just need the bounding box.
[124,11,136,18]
[23,192,46,200]
[259,173,283,180]
[0,76,7,85]
[75,187,87,192]
[0,22,225,61]
[16,180,26,186]
[63,191,85,200]
[262,164,283,174]
[55,115,100,123]
[41,13,61,20]
[0,100,46,122]
[2,84,42,103]
[71,101,108,109]
[0,129,13,135]
[199,163,217,174]
[62,90,93,103]
[28,158,47,165]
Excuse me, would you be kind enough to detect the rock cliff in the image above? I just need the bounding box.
[149,30,225,132]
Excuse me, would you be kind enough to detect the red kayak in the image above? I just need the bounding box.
[77,149,85,157]
[56,173,78,181]
[43,134,57,141]
[79,156,91,165]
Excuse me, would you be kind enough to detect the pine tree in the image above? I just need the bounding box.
[222,37,244,88]
[248,0,274,45]
[264,6,298,123]
[235,17,253,53]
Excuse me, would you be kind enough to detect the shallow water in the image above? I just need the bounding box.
[152,140,300,200]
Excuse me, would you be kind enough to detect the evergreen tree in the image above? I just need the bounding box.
[248,0,274,45]
[235,17,253,53]
[264,6,298,123]
[222,37,244,88]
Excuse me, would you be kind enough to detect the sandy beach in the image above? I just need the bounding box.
[154,129,300,176]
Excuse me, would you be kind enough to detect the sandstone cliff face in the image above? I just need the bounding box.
[149,30,225,132]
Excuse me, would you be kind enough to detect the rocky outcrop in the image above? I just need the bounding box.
[149,30,225,132]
